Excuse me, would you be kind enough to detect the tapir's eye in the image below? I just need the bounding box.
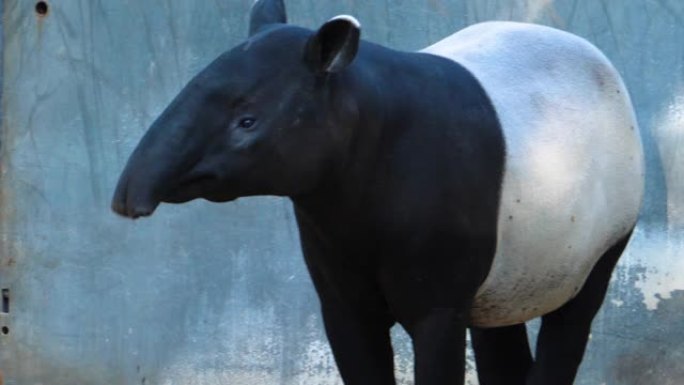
[238,117,257,130]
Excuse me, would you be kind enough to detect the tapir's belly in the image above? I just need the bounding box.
[423,22,644,327]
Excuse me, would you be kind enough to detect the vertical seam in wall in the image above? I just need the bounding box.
[0,0,4,155]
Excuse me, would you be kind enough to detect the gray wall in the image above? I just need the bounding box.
[0,1,682,384]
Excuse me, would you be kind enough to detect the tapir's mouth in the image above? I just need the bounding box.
[162,173,218,204]
[110,173,205,220]
[112,171,236,219]
[178,173,217,190]
[164,172,240,204]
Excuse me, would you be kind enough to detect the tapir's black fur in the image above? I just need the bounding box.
[112,1,631,384]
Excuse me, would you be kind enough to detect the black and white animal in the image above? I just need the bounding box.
[112,1,644,384]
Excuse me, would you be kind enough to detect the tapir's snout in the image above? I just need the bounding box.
[111,86,208,219]
[111,171,162,219]
[111,123,183,220]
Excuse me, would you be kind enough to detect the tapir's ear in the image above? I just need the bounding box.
[249,0,287,37]
[305,15,361,74]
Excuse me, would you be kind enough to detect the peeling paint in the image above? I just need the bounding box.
[624,227,684,311]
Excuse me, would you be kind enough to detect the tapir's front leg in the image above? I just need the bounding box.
[296,217,397,385]
[306,267,397,385]
[320,303,396,385]
[407,308,468,384]
[380,238,490,385]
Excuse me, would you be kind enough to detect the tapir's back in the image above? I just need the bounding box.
[423,22,644,327]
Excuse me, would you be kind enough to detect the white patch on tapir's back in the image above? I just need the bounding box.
[422,22,644,327]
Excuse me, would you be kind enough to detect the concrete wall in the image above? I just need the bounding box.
[0,1,682,384]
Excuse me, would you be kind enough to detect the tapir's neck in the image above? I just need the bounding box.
[293,37,504,248]
[294,42,469,225]
[296,43,412,199]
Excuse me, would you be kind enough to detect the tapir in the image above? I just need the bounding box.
[111,1,644,384]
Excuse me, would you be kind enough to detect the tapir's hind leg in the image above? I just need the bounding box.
[527,231,633,385]
[471,323,532,385]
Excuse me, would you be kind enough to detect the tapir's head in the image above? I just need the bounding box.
[112,0,362,218]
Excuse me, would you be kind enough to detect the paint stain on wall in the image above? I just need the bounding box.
[628,228,684,311]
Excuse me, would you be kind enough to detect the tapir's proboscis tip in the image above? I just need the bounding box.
[110,198,158,220]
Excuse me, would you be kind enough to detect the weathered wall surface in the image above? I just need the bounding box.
[0,1,682,384]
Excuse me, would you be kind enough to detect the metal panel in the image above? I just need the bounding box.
[0,1,682,384]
